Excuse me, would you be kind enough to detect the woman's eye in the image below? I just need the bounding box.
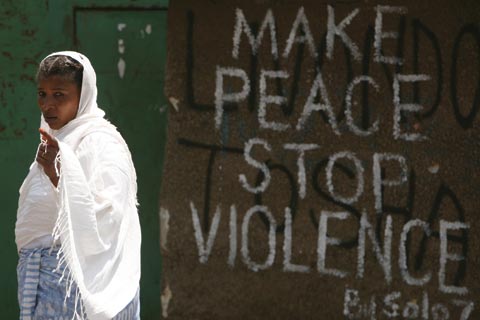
[38,91,45,97]
[54,92,64,97]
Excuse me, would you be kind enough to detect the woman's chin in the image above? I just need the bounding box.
[46,123,62,130]
[47,124,58,130]
[45,119,66,130]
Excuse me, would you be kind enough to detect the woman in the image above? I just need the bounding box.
[15,51,141,319]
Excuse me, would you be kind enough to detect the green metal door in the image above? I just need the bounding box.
[76,8,168,319]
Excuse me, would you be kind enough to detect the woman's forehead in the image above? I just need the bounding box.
[38,75,79,88]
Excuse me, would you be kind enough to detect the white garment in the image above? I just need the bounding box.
[16,51,141,320]
[16,162,58,249]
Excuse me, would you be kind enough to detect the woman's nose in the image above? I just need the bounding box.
[39,96,54,111]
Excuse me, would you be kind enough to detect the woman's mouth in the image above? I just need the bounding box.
[44,116,57,124]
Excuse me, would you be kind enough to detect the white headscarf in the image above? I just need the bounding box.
[33,51,140,319]
[40,51,106,146]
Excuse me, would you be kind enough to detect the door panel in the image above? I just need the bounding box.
[76,9,167,319]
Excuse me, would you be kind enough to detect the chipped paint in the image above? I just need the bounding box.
[159,207,170,252]
[159,105,168,113]
[118,39,125,54]
[428,163,440,174]
[161,283,172,318]
[168,97,179,112]
[2,51,13,60]
[117,57,126,79]
[145,24,152,34]
[117,23,126,31]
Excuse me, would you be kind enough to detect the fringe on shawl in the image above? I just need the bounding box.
[50,130,138,320]
[51,151,88,320]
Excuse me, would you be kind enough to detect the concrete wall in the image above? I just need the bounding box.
[160,0,480,318]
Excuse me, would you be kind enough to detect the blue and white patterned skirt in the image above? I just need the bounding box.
[17,247,140,320]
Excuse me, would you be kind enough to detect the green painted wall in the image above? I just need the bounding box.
[0,1,168,319]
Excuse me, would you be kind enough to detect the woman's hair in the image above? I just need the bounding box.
[36,55,83,89]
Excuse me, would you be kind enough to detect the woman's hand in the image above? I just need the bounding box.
[36,128,60,187]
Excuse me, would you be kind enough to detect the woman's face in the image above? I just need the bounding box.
[37,75,80,130]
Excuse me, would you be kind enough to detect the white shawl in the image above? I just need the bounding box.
[18,51,141,319]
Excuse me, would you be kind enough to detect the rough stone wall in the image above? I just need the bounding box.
[161,0,480,318]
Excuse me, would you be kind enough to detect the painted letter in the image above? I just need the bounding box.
[283,207,310,272]
[345,76,380,136]
[317,211,349,278]
[327,6,361,61]
[374,6,407,65]
[373,153,408,216]
[393,73,431,141]
[452,300,475,320]
[215,66,250,129]
[297,72,339,134]
[191,202,221,264]
[259,70,290,131]
[383,291,401,318]
[239,138,272,193]
[399,219,432,286]
[283,7,317,58]
[232,8,278,59]
[439,220,470,295]
[343,288,360,318]
[283,143,320,199]
[228,205,237,267]
[241,205,277,271]
[326,151,365,204]
[357,211,393,284]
